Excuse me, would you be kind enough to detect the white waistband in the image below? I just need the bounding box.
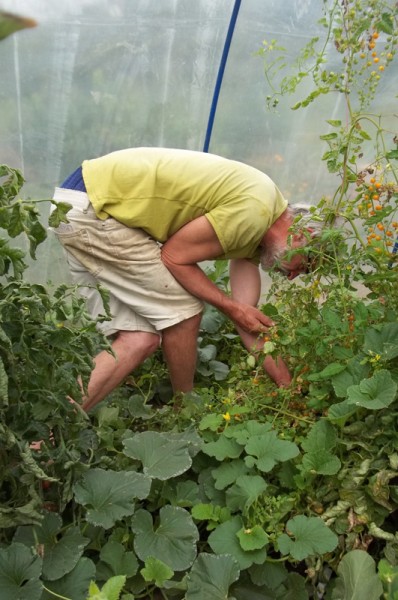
[53,187,90,209]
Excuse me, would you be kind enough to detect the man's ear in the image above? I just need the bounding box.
[292,228,313,245]
[292,231,307,245]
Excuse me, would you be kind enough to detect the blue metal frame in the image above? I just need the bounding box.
[203,0,242,153]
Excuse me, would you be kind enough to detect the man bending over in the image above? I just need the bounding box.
[51,147,318,411]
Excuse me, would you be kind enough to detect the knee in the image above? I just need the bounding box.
[116,330,160,358]
[142,332,161,356]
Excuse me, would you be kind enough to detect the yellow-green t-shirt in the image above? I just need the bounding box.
[82,147,288,260]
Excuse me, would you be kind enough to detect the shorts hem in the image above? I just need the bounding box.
[99,305,203,337]
[156,306,204,331]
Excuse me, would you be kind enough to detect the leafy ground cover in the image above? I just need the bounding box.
[1,1,398,599]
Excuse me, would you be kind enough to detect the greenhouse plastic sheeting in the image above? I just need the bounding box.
[0,0,396,282]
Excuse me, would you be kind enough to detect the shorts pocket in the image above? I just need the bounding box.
[56,228,103,276]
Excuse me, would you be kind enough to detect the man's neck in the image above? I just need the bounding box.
[260,209,292,249]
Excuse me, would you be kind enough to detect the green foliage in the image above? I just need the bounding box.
[14,512,89,580]
[73,469,151,529]
[141,557,174,588]
[1,3,398,599]
[122,430,198,479]
[331,550,383,600]
[87,576,127,600]
[131,506,199,571]
[41,558,96,600]
[277,515,338,561]
[0,543,42,600]
[186,553,240,600]
[0,10,37,41]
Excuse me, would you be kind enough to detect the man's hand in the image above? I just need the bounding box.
[225,301,275,334]
[161,218,275,334]
[229,258,292,387]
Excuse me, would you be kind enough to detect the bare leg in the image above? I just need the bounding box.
[81,330,160,411]
[162,313,202,393]
[237,326,292,387]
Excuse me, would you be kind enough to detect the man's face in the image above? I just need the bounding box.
[277,250,309,279]
[274,232,312,279]
[260,228,312,279]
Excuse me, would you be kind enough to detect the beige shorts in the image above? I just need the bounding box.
[51,188,204,337]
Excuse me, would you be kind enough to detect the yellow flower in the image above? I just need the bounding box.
[370,353,382,364]
[222,412,231,422]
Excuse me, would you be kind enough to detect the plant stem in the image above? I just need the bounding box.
[259,402,314,424]
[42,585,72,600]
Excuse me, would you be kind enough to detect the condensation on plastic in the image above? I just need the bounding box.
[0,0,396,282]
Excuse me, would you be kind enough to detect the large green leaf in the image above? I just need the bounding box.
[186,553,240,600]
[301,450,341,475]
[331,358,370,398]
[301,420,341,475]
[203,435,243,461]
[163,428,203,457]
[232,571,309,600]
[200,303,227,333]
[191,503,231,525]
[327,399,357,425]
[347,370,397,410]
[237,525,269,551]
[198,466,227,505]
[277,573,310,600]
[14,512,89,581]
[227,420,272,445]
[141,557,174,587]
[364,323,398,361]
[307,362,346,381]
[199,413,225,431]
[209,359,230,381]
[98,540,138,578]
[122,431,193,479]
[0,543,42,600]
[131,506,199,571]
[88,575,126,600]
[42,557,96,600]
[302,419,336,452]
[225,475,268,512]
[331,550,383,600]
[198,343,217,362]
[211,459,249,490]
[277,515,338,560]
[228,581,276,600]
[208,516,268,570]
[244,431,299,472]
[162,479,201,507]
[73,468,151,529]
[249,561,288,588]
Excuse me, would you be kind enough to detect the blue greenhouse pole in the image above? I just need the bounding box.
[203,0,242,153]
[389,237,398,268]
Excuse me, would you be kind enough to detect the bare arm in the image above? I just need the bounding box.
[161,216,274,334]
[229,258,292,387]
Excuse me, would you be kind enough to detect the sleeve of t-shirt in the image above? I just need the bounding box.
[205,198,275,258]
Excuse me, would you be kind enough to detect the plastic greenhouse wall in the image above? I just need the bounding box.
[0,0,396,284]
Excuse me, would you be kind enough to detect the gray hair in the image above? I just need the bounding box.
[260,202,323,271]
[287,202,324,238]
